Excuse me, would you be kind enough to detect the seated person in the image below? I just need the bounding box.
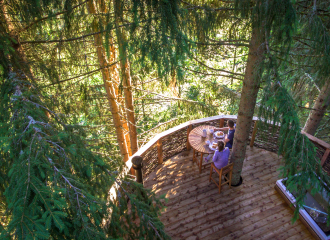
[205,120,235,162]
[214,120,235,149]
[212,140,230,170]
[204,139,230,163]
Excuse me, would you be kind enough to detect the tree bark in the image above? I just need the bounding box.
[303,81,330,135]
[87,0,130,162]
[0,3,34,80]
[108,37,132,157]
[230,25,265,185]
[114,0,138,155]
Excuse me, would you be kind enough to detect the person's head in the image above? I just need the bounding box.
[218,140,225,152]
[228,120,234,129]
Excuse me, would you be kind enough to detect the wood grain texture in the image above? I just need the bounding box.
[144,146,314,240]
[321,148,330,166]
[250,120,258,147]
[188,125,223,154]
[157,139,163,164]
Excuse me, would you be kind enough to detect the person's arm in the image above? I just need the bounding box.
[214,127,229,131]
[212,151,220,162]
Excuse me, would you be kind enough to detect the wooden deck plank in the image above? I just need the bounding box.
[156,158,280,200]
[144,146,315,240]
[212,205,290,240]
[259,221,313,240]
[161,180,279,224]
[175,194,283,238]
[147,149,280,193]
[236,213,297,240]
[163,185,278,229]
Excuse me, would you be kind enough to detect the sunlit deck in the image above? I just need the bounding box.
[144,146,315,240]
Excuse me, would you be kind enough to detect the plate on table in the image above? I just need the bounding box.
[209,142,218,151]
[214,131,225,138]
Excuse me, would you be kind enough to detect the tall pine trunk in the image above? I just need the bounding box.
[230,25,265,185]
[114,0,138,155]
[303,81,330,135]
[108,37,132,156]
[87,0,130,162]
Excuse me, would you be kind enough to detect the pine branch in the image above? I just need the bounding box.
[180,0,236,11]
[20,22,134,44]
[191,55,245,77]
[45,61,119,86]
[182,66,244,80]
[20,0,89,32]
[138,118,178,136]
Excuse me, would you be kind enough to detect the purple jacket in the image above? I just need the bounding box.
[212,147,230,170]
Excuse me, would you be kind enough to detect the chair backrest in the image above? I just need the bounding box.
[220,163,234,175]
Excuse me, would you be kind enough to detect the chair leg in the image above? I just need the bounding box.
[229,171,233,188]
[219,172,222,194]
[209,164,213,182]
[199,153,203,174]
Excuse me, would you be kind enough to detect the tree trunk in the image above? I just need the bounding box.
[303,81,330,135]
[230,25,265,185]
[108,37,132,157]
[121,60,137,155]
[87,0,130,162]
[114,0,138,155]
[0,3,34,80]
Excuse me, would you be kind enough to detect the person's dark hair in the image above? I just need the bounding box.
[218,140,225,152]
[228,120,234,128]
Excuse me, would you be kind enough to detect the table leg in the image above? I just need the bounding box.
[199,152,203,174]
[193,149,196,164]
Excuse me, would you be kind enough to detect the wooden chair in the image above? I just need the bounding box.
[209,162,234,194]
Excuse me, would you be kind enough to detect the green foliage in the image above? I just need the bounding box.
[2,0,330,234]
[0,74,168,239]
[259,38,330,227]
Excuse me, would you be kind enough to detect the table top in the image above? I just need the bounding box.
[188,125,225,154]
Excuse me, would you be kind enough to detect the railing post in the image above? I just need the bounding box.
[321,149,330,166]
[187,125,192,151]
[250,120,258,147]
[219,118,224,128]
[157,138,163,164]
[132,156,143,184]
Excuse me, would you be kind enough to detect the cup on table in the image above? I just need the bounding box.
[209,129,214,134]
[202,129,207,137]
[206,140,211,145]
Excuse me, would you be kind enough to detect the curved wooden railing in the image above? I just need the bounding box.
[123,115,330,184]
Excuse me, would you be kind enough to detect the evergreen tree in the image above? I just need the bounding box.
[0,0,170,237]
[257,0,330,222]
[0,71,169,238]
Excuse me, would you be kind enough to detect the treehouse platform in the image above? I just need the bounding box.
[144,146,315,239]
[124,115,330,239]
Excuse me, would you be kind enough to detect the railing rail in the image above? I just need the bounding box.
[121,115,330,187]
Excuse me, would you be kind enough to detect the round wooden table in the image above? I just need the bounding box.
[188,125,225,173]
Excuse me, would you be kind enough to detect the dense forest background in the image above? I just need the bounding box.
[1,0,330,238]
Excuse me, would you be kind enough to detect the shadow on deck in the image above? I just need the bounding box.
[144,146,315,240]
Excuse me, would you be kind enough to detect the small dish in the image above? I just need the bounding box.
[214,131,224,138]
[209,142,218,151]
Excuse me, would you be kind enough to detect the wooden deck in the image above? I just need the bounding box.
[144,146,315,240]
